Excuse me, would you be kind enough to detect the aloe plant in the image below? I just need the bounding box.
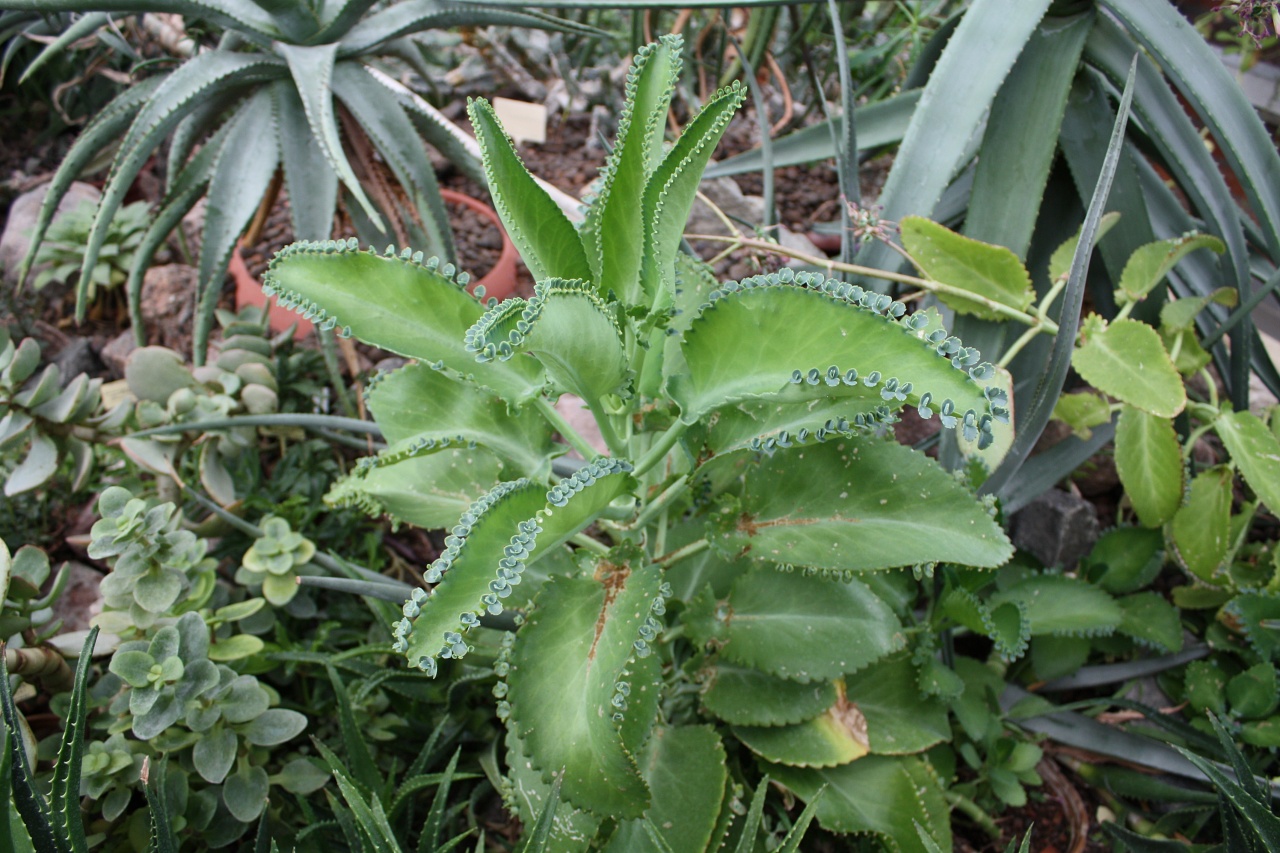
[261,35,1015,851]
[0,0,595,363]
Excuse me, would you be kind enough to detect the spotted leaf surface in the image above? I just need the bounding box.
[263,241,545,403]
[506,563,665,819]
[733,701,870,769]
[700,662,837,727]
[715,438,1011,572]
[1215,410,1280,515]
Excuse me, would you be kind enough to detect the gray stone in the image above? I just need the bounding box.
[140,264,197,353]
[0,182,102,285]
[48,561,103,634]
[99,330,137,379]
[1009,488,1100,570]
[52,338,103,385]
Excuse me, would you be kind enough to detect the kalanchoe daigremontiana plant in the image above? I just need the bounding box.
[263,35,1013,851]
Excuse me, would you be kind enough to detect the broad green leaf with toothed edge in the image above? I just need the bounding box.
[733,706,869,769]
[325,446,506,529]
[1073,316,1186,417]
[504,728,599,853]
[1172,466,1234,582]
[682,566,904,683]
[1115,405,1183,528]
[507,563,665,819]
[716,439,1012,572]
[990,575,1122,637]
[1215,411,1280,514]
[843,653,950,755]
[899,217,1034,321]
[701,663,837,728]
[391,459,635,676]
[1116,233,1225,304]
[263,241,544,403]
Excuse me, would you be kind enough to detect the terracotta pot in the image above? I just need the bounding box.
[439,187,519,302]
[230,246,313,338]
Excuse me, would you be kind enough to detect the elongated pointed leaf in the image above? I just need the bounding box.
[196,88,281,361]
[582,35,680,297]
[18,12,108,85]
[0,1,282,40]
[769,756,950,853]
[716,439,1011,572]
[1114,405,1182,527]
[49,628,100,853]
[264,241,544,403]
[275,82,338,241]
[276,43,382,231]
[393,459,635,675]
[367,362,557,477]
[333,61,453,258]
[683,566,904,683]
[468,98,592,283]
[0,643,56,850]
[670,272,1002,447]
[339,2,599,56]
[507,564,664,818]
[900,217,1034,320]
[1215,411,1280,515]
[466,279,628,402]
[78,51,286,321]
[639,81,745,303]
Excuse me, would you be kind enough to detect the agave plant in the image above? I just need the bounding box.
[262,36,1017,851]
[0,0,595,362]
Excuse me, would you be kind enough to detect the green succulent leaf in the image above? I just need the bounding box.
[466,279,629,402]
[1116,592,1183,653]
[1082,526,1164,595]
[366,361,557,478]
[1184,660,1227,716]
[394,459,635,674]
[468,97,592,283]
[223,764,270,823]
[989,574,1122,638]
[733,705,869,769]
[714,439,1011,572]
[1227,663,1279,720]
[582,35,681,299]
[700,663,837,727]
[274,81,338,242]
[264,241,544,403]
[1224,593,1280,661]
[899,217,1034,320]
[1171,466,1234,582]
[193,728,238,784]
[326,445,507,529]
[1052,391,1112,440]
[604,726,726,853]
[507,563,664,819]
[1115,405,1183,527]
[1116,233,1225,304]
[1215,411,1280,514]
[682,566,904,683]
[700,398,887,457]
[671,272,1003,445]
[240,709,306,747]
[1073,316,1186,417]
[768,755,950,853]
[843,653,950,755]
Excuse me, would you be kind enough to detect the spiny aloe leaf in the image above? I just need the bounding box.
[714,438,1011,572]
[604,726,726,853]
[50,627,99,853]
[466,279,629,403]
[468,97,593,284]
[733,702,869,769]
[504,728,600,853]
[1116,233,1225,304]
[1171,466,1234,583]
[1215,411,1280,515]
[1117,592,1182,654]
[700,663,837,727]
[0,643,56,850]
[990,574,1121,638]
[582,35,681,298]
[366,361,557,478]
[263,240,544,403]
[1115,405,1183,528]
[670,272,1005,451]
[393,459,635,675]
[899,217,1034,321]
[78,51,286,322]
[769,756,950,853]
[506,563,666,819]
[682,566,904,683]
[1073,315,1186,417]
[326,445,506,529]
[638,81,745,304]
[274,81,339,242]
[843,653,949,755]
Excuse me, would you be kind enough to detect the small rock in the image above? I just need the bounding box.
[52,338,103,385]
[140,264,197,352]
[0,181,102,286]
[1010,488,1100,570]
[99,330,137,379]
[48,561,103,634]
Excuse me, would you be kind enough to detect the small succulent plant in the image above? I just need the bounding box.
[235,515,315,606]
